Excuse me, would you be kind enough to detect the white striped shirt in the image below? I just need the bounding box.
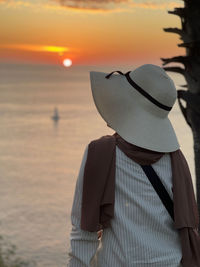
[68,144,183,267]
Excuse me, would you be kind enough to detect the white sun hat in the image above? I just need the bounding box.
[89,64,180,153]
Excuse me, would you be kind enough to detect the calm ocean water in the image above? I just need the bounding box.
[0,63,195,267]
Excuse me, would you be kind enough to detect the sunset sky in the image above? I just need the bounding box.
[0,0,184,66]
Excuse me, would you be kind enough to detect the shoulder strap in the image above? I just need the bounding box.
[140,165,174,221]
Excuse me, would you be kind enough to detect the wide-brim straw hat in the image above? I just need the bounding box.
[89,64,180,153]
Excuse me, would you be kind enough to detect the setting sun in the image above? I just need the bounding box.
[63,59,72,67]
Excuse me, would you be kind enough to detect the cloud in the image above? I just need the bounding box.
[51,0,181,12]
[0,0,182,12]
[130,1,181,10]
[51,0,130,11]
[0,0,129,12]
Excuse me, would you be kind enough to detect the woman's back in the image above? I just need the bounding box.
[69,65,199,267]
[95,146,182,267]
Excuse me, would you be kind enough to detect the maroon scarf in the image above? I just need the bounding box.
[81,132,200,267]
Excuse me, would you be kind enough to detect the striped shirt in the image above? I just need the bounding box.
[68,144,183,267]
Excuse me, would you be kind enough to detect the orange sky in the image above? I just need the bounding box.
[0,0,184,65]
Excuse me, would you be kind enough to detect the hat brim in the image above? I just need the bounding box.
[90,71,180,153]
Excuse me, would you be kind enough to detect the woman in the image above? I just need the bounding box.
[68,64,199,267]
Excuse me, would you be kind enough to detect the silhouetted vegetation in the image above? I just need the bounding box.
[0,235,36,267]
[161,0,200,230]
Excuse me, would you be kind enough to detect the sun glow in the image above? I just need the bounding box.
[42,46,69,53]
[0,44,69,53]
[63,58,72,67]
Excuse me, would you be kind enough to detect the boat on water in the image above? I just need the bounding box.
[51,107,60,122]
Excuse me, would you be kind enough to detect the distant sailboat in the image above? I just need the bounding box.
[51,107,60,122]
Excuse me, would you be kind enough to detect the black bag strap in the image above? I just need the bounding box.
[140,165,174,221]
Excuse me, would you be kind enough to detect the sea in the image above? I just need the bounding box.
[0,62,196,267]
